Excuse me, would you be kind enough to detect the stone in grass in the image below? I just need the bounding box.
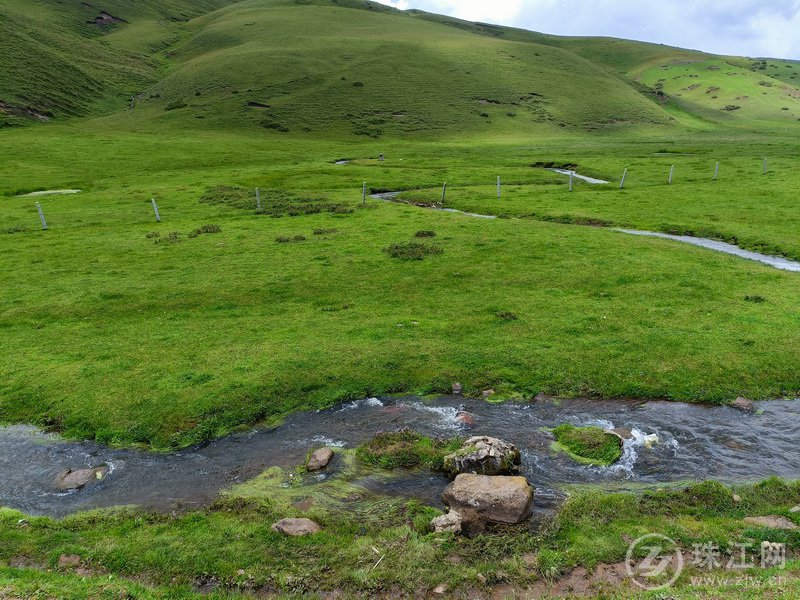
[743,516,798,531]
[431,511,462,534]
[442,474,533,525]
[790,506,800,514]
[306,447,334,472]
[731,397,755,413]
[551,424,623,466]
[54,466,109,491]
[442,436,521,477]
[271,518,322,536]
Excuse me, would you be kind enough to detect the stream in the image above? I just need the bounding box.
[370,191,800,272]
[1,395,798,518]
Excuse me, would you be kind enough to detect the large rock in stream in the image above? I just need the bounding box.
[306,447,334,472]
[442,474,533,525]
[442,436,521,477]
[54,466,109,491]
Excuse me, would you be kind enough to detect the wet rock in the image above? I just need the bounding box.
[743,516,798,530]
[609,428,634,440]
[481,389,495,399]
[58,554,81,568]
[452,382,463,395]
[431,511,462,534]
[442,436,521,477]
[306,447,334,472]
[271,518,322,536]
[731,397,754,413]
[54,466,109,491]
[442,474,533,525]
[455,410,475,427]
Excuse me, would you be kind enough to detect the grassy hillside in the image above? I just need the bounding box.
[0,0,237,124]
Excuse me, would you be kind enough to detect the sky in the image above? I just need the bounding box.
[374,0,800,60]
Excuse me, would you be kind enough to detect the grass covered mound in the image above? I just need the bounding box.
[551,424,623,466]
[356,429,462,470]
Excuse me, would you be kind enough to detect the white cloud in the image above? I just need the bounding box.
[373,0,800,59]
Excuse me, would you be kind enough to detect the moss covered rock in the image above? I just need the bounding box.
[551,424,623,466]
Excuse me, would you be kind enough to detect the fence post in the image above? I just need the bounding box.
[35,202,48,230]
[668,165,674,185]
[713,161,720,181]
[619,169,628,190]
[441,182,447,205]
[152,198,161,222]
[497,176,501,198]
[362,182,367,204]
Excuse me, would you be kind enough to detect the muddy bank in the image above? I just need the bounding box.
[1,396,799,518]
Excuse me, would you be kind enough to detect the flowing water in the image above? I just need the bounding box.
[371,191,800,272]
[1,395,798,518]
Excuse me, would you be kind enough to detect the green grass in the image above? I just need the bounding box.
[551,424,623,466]
[355,429,462,470]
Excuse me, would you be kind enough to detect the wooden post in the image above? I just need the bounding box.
[441,182,447,206]
[569,171,574,192]
[713,161,720,181]
[35,202,47,230]
[362,182,367,204]
[763,158,767,175]
[255,187,262,211]
[497,176,501,198]
[151,198,161,223]
[619,168,628,190]
[668,165,674,185]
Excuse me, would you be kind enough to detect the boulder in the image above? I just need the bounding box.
[731,397,754,413]
[790,505,800,514]
[743,516,798,531]
[481,389,496,399]
[54,466,109,491]
[609,428,634,440]
[431,511,462,534]
[452,382,463,395]
[271,518,322,536]
[306,447,334,472]
[442,474,533,525]
[442,436,521,477]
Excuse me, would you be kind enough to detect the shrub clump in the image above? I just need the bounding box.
[154,232,182,245]
[188,224,221,238]
[383,241,443,260]
[356,428,462,470]
[276,235,306,243]
[313,228,338,235]
[552,424,622,466]
[414,230,436,238]
[496,311,519,321]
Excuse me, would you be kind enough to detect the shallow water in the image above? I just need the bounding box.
[546,168,609,184]
[617,229,800,272]
[1,396,798,518]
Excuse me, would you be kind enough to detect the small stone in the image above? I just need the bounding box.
[455,411,475,426]
[306,447,334,472]
[476,573,487,585]
[271,518,322,536]
[237,569,246,576]
[431,511,462,534]
[790,506,800,514]
[432,583,448,595]
[743,516,798,531]
[58,554,81,568]
[481,389,495,399]
[452,382,463,395]
[610,428,634,440]
[733,494,742,503]
[731,397,754,413]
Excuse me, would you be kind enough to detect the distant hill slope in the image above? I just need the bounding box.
[1,0,799,133]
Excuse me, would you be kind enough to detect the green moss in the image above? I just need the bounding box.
[551,424,622,466]
[356,429,462,470]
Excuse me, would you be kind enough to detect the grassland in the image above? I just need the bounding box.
[3,0,800,597]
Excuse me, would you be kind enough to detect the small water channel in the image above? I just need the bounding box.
[1,396,798,518]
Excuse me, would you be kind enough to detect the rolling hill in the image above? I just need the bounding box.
[1,0,799,133]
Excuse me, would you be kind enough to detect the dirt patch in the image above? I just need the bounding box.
[531,161,577,170]
[476,98,502,105]
[247,101,271,108]
[87,11,128,26]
